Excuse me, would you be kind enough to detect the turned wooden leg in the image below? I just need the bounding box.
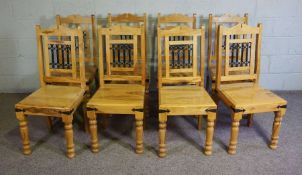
[82,104,89,133]
[197,115,202,131]
[135,112,144,154]
[101,115,109,130]
[46,117,53,131]
[204,112,216,155]
[87,110,99,153]
[16,110,31,155]
[159,113,167,158]
[228,112,243,155]
[247,114,253,127]
[62,115,75,159]
[269,109,286,150]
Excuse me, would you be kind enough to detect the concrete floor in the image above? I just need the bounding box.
[0,91,302,175]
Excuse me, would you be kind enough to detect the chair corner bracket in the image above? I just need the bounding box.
[158,109,170,113]
[132,108,144,112]
[205,108,217,113]
[231,107,245,113]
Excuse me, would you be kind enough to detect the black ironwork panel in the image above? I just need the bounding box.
[111,44,134,67]
[48,44,72,69]
[228,42,252,67]
[169,44,193,69]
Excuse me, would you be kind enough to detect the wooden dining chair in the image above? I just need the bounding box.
[55,14,97,131]
[207,13,253,126]
[56,14,97,92]
[157,13,207,132]
[15,25,86,158]
[86,24,146,154]
[208,13,248,91]
[215,23,287,155]
[106,13,148,129]
[157,25,217,158]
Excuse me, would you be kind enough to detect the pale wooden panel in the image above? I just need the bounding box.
[15,85,85,111]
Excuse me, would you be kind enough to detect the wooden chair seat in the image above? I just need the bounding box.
[219,83,287,113]
[16,85,85,113]
[87,84,145,114]
[160,86,216,115]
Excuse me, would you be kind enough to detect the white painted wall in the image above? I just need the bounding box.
[0,0,301,92]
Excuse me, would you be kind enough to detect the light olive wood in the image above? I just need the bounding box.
[16,111,31,155]
[204,112,216,155]
[158,113,167,158]
[62,115,75,159]
[87,24,146,154]
[56,14,97,67]
[135,112,144,154]
[157,25,217,157]
[215,24,288,154]
[157,13,196,29]
[207,13,253,126]
[15,26,86,158]
[107,13,148,83]
[228,111,243,155]
[208,13,248,82]
[87,110,99,153]
[270,109,286,150]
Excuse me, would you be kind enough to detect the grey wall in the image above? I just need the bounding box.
[0,0,301,92]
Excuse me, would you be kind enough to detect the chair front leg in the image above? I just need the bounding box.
[269,109,286,150]
[87,110,99,153]
[228,111,243,155]
[16,110,31,155]
[62,115,75,159]
[247,114,253,127]
[158,113,167,158]
[204,112,216,155]
[135,112,144,154]
[46,117,53,131]
[197,115,202,131]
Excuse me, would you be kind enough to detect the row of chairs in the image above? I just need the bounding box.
[15,13,287,159]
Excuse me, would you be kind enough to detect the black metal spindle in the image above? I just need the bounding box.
[112,45,116,67]
[236,43,239,67]
[246,43,249,66]
[117,45,121,67]
[49,44,55,68]
[128,45,132,67]
[182,46,185,67]
[171,47,175,69]
[55,44,59,69]
[66,45,70,68]
[61,45,65,69]
[241,43,244,67]
[177,46,181,68]
[123,46,126,67]
[188,45,191,66]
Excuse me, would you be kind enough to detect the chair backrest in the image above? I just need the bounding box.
[208,13,248,68]
[56,14,97,66]
[36,25,86,88]
[215,23,263,89]
[157,26,205,88]
[157,13,196,29]
[98,25,146,86]
[108,13,147,27]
